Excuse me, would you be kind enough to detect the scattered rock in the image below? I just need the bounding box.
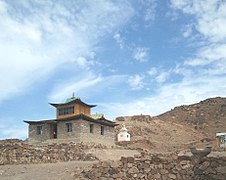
[216,166,226,174]
[128,166,139,174]
[168,173,177,179]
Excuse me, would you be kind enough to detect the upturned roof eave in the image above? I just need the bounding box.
[24,114,117,127]
[49,99,96,108]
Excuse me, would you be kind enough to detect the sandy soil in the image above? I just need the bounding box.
[86,148,140,161]
[180,151,226,157]
[0,161,95,180]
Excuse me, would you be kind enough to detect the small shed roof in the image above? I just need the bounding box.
[216,132,226,137]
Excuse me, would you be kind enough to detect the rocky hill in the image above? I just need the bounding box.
[157,97,226,135]
[115,97,226,152]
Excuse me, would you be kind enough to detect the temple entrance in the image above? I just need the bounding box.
[50,123,57,139]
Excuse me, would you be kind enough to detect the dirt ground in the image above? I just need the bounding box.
[0,160,95,180]
[180,150,226,157]
[0,148,139,180]
[86,148,140,161]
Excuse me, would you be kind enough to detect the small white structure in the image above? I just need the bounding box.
[216,132,226,148]
[117,124,130,142]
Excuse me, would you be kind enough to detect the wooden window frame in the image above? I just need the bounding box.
[90,124,94,133]
[100,126,104,135]
[66,123,72,132]
[36,125,43,135]
[58,106,74,116]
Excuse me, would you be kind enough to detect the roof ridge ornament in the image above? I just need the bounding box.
[120,123,127,132]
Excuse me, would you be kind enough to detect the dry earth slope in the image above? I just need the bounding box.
[115,97,226,152]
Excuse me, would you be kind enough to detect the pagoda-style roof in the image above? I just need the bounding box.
[49,97,96,108]
[24,114,117,127]
[90,114,104,119]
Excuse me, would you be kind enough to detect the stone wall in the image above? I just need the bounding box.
[57,119,115,146]
[28,123,51,141]
[57,120,81,142]
[0,139,98,165]
[80,120,115,146]
[28,119,115,146]
[80,152,226,180]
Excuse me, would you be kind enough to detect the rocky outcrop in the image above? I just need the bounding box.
[0,139,98,165]
[79,152,226,180]
[116,115,152,123]
[157,97,226,126]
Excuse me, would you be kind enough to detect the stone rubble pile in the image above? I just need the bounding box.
[79,152,226,180]
[0,139,98,165]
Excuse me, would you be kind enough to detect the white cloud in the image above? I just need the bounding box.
[199,44,226,63]
[0,127,27,140]
[184,44,226,71]
[182,24,193,38]
[147,67,170,83]
[169,0,226,96]
[139,0,157,25]
[128,74,145,90]
[0,118,27,140]
[147,67,158,76]
[133,47,150,62]
[171,0,226,42]
[155,71,170,83]
[169,0,226,82]
[75,56,95,69]
[113,33,124,49]
[49,73,103,103]
[0,0,134,104]
[144,0,157,23]
[49,73,127,102]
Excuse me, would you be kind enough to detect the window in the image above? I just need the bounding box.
[90,124,94,133]
[36,126,43,135]
[100,126,104,135]
[66,123,72,132]
[58,106,74,116]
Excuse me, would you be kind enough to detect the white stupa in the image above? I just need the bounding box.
[117,124,130,142]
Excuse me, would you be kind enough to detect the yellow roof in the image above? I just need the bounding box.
[90,114,104,119]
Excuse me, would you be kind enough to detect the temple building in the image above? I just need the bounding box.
[24,96,117,146]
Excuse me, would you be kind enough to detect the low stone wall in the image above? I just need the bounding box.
[0,139,98,165]
[80,152,226,180]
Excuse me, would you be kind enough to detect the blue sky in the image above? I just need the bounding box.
[1,0,226,139]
